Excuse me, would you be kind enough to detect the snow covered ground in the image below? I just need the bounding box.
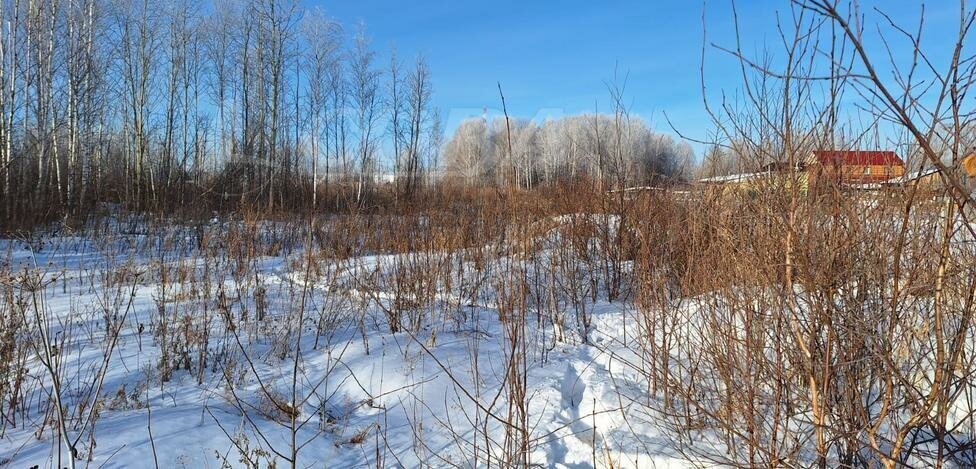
[0,220,692,468]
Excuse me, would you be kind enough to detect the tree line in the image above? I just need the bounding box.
[0,0,700,230]
[0,0,440,227]
[442,114,694,188]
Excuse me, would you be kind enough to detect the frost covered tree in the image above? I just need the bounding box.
[442,113,691,187]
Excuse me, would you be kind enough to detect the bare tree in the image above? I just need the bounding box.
[349,24,381,206]
[301,8,341,209]
[402,55,434,197]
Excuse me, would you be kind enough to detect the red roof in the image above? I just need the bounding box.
[812,150,903,166]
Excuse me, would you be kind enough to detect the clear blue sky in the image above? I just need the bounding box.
[317,0,965,158]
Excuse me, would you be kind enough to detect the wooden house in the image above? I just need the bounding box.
[880,154,976,194]
[964,154,976,178]
[696,150,909,195]
[806,150,904,184]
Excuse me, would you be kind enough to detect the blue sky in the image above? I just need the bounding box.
[317,0,965,157]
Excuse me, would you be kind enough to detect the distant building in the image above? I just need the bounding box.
[883,167,942,192]
[964,154,976,178]
[883,154,976,192]
[696,170,807,195]
[695,150,912,194]
[807,150,904,184]
[696,152,975,197]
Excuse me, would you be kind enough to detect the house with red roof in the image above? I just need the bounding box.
[806,150,905,184]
